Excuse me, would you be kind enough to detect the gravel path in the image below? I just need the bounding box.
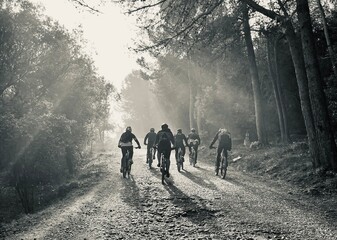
[2,149,336,240]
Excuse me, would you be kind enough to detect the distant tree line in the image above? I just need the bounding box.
[117,0,337,172]
[0,1,116,214]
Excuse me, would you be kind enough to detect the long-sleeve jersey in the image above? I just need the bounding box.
[118,131,141,147]
[174,133,189,147]
[187,132,201,145]
[144,132,157,146]
[210,129,232,149]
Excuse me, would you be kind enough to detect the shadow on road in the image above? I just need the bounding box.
[120,173,144,211]
[164,183,219,224]
[180,169,218,190]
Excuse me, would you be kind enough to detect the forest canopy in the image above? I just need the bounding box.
[117,0,337,171]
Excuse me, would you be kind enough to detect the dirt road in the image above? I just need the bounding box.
[2,148,337,240]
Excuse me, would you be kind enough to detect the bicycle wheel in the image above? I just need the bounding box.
[177,149,182,172]
[221,157,227,179]
[122,156,127,178]
[215,157,220,176]
[122,166,127,178]
[161,164,165,184]
[160,154,165,184]
[148,157,152,169]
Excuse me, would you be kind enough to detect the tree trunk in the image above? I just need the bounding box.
[187,56,194,130]
[283,21,321,167]
[242,4,268,145]
[267,36,287,143]
[296,0,337,171]
[241,0,321,169]
[273,37,290,143]
[196,69,202,135]
[315,0,337,80]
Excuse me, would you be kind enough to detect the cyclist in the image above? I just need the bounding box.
[209,128,232,175]
[118,126,141,173]
[155,123,175,177]
[144,128,157,163]
[187,128,201,164]
[174,128,189,165]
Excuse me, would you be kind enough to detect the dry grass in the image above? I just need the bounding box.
[210,141,337,195]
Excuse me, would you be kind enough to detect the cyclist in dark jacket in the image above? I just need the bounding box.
[155,123,175,176]
[174,128,189,164]
[209,128,232,175]
[144,128,157,163]
[118,126,141,172]
[187,128,201,163]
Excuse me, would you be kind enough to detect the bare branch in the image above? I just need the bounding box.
[126,0,167,14]
[136,0,224,53]
[69,0,102,14]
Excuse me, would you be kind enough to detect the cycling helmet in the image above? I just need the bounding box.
[177,128,182,133]
[126,126,132,132]
[161,123,168,130]
[150,128,155,132]
[191,128,196,132]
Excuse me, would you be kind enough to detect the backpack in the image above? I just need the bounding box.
[158,133,171,151]
[120,131,132,143]
[218,130,231,149]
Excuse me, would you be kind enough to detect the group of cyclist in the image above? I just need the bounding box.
[118,123,231,177]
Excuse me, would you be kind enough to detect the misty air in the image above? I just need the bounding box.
[0,0,336,239]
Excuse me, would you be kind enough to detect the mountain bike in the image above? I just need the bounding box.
[159,148,174,184]
[121,147,140,178]
[147,146,155,169]
[212,147,228,179]
[189,139,199,167]
[176,146,184,172]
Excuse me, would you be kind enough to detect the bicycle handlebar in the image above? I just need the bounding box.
[153,146,175,150]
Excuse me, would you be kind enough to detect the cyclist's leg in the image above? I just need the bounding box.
[175,148,179,162]
[152,144,156,159]
[128,146,134,164]
[146,144,152,163]
[194,145,198,163]
[147,145,151,160]
[181,146,186,162]
[121,147,127,172]
[224,148,228,166]
[165,148,171,177]
[216,146,222,173]
[181,146,186,156]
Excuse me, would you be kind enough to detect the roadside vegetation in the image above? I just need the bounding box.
[0,0,117,221]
